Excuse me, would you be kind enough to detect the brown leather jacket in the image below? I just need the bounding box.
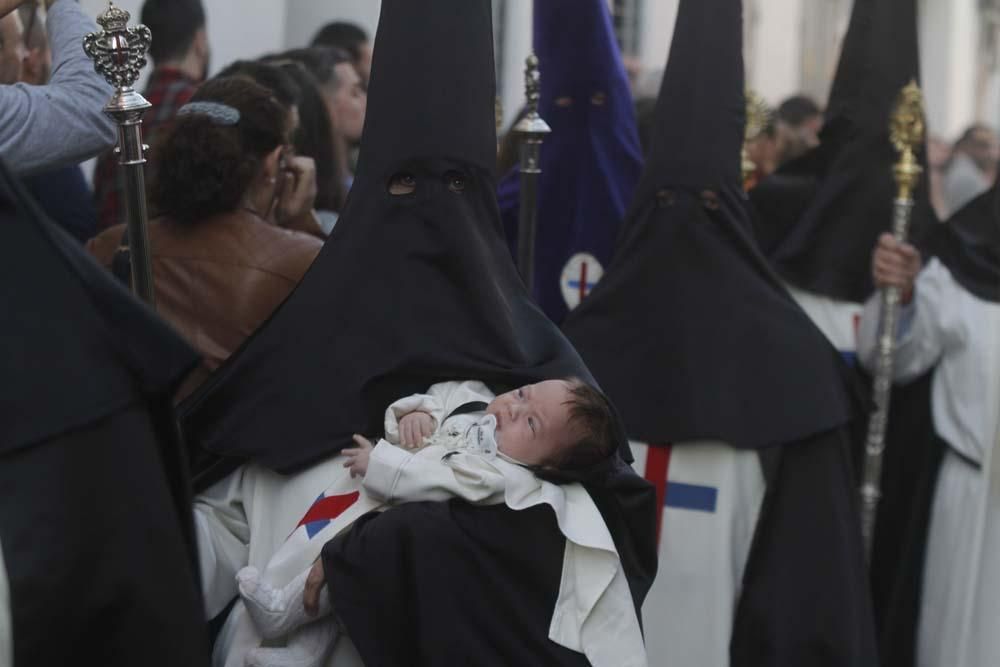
[88,209,323,399]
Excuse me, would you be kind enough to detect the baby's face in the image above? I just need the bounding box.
[486,380,577,466]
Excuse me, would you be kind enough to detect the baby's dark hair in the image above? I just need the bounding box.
[547,378,617,475]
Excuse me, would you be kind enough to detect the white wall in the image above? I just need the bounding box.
[638,0,677,78]
[76,0,988,143]
[80,0,287,82]
[920,0,979,139]
[635,0,804,105]
[283,0,381,52]
[497,0,532,130]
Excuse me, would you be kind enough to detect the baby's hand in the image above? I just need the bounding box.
[343,434,373,478]
[399,411,435,449]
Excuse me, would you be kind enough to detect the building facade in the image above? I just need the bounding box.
[79,0,997,143]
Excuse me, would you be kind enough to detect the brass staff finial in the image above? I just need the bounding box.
[889,79,925,201]
[744,88,772,141]
[742,88,773,188]
[84,2,152,93]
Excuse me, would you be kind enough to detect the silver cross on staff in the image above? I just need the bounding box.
[84,2,156,307]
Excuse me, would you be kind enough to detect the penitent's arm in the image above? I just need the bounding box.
[857,259,954,383]
[0,0,116,175]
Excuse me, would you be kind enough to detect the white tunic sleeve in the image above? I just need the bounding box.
[383,380,495,443]
[857,259,957,383]
[362,442,507,505]
[193,468,252,618]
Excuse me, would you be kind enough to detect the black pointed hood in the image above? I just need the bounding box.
[563,0,856,449]
[750,0,930,302]
[355,0,497,184]
[631,0,744,206]
[178,0,644,482]
[0,160,198,454]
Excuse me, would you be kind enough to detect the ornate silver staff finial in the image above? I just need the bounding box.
[84,2,152,95]
[514,53,551,292]
[83,1,156,306]
[514,53,551,138]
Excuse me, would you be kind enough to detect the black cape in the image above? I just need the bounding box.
[0,159,209,666]
[870,181,1000,666]
[749,0,931,303]
[921,183,1000,302]
[179,0,657,660]
[562,0,877,664]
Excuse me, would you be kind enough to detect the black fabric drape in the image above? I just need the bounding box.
[0,406,210,667]
[0,157,207,665]
[749,0,930,303]
[324,502,592,666]
[732,427,878,667]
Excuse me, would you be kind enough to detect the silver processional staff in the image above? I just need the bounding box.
[859,80,926,559]
[84,2,156,307]
[514,53,551,292]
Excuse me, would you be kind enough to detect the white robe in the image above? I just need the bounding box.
[195,381,645,667]
[629,441,766,666]
[630,284,857,666]
[857,258,1000,667]
[785,284,864,357]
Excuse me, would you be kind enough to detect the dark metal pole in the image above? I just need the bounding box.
[514,53,550,292]
[84,2,155,307]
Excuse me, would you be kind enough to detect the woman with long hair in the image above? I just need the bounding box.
[87,76,323,399]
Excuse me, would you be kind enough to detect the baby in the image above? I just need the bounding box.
[235,377,618,666]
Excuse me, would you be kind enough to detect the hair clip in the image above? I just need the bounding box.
[177,101,241,126]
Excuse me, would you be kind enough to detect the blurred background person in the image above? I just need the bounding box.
[0,0,115,174]
[746,93,823,181]
[87,77,323,400]
[272,46,356,221]
[942,124,999,217]
[310,20,370,86]
[926,134,953,219]
[774,94,823,164]
[217,58,333,238]
[4,4,98,241]
[0,7,26,84]
[93,0,209,232]
[18,3,49,85]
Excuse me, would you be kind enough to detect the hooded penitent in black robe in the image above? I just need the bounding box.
[562,0,878,664]
[871,181,1000,667]
[749,0,932,304]
[177,1,657,663]
[0,159,210,666]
